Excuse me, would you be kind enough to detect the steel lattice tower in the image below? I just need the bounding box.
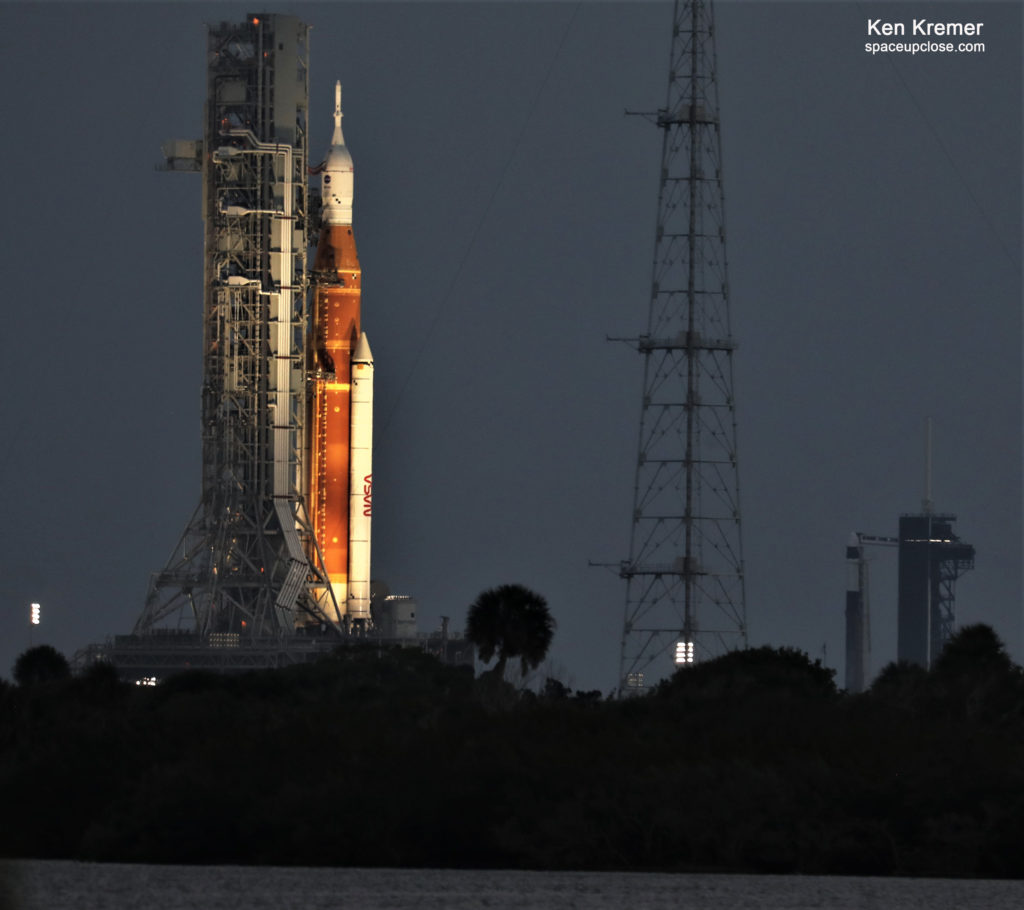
[136,14,340,640]
[619,0,746,693]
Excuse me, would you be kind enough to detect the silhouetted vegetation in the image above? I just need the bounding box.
[2,626,1024,877]
[465,584,555,680]
[12,645,70,687]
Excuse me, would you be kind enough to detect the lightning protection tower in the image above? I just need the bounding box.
[136,14,338,641]
[618,0,746,693]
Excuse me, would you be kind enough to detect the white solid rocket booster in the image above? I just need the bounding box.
[347,331,374,622]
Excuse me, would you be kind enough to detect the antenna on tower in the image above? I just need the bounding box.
[922,416,934,514]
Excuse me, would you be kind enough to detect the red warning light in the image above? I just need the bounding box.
[252,17,260,25]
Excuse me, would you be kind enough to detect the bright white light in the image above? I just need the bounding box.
[30,603,40,626]
[134,676,158,687]
[675,640,695,665]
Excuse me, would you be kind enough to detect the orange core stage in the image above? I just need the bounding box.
[310,225,361,621]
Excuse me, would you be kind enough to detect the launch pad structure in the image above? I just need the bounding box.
[845,426,976,692]
[87,13,469,677]
[142,14,325,640]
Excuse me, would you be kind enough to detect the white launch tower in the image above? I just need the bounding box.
[137,14,338,641]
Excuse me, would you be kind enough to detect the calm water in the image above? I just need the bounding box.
[4,861,1023,909]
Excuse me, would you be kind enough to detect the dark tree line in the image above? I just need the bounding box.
[2,625,1023,876]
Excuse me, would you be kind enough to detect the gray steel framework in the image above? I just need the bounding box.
[935,548,974,648]
[137,15,339,640]
[619,0,746,693]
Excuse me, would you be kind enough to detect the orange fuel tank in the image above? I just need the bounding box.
[310,226,361,622]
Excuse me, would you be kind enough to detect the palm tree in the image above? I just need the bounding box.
[465,584,555,681]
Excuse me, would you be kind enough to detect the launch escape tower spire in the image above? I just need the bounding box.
[618,0,746,693]
[137,14,340,639]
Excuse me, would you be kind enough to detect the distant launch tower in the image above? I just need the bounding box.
[844,422,976,688]
[897,420,976,668]
[618,0,746,693]
[897,511,975,668]
[136,14,372,641]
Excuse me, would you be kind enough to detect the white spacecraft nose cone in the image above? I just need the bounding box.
[321,80,354,225]
[352,331,373,365]
[325,142,353,171]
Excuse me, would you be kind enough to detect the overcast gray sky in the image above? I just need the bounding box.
[1,1,1020,692]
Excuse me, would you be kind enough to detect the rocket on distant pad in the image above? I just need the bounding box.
[309,82,374,626]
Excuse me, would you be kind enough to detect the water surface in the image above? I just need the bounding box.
[5,861,1023,909]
